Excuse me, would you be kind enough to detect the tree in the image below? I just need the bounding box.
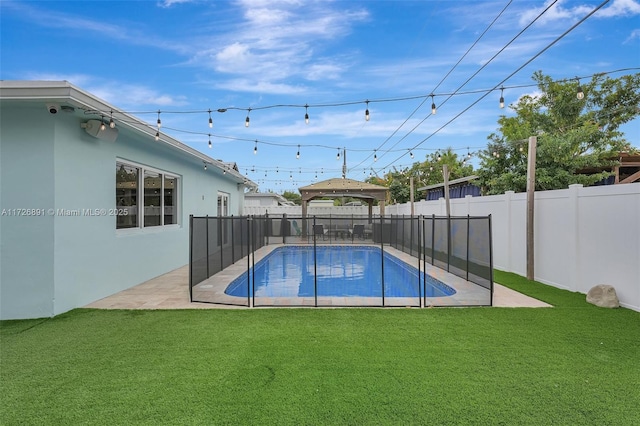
[370,149,474,204]
[281,190,301,205]
[478,71,640,195]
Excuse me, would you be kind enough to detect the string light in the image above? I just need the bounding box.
[155,131,160,141]
[431,94,437,115]
[499,87,505,109]
[576,78,584,100]
[365,100,370,121]
[336,148,340,160]
[253,141,258,155]
[156,110,162,128]
[296,144,300,159]
[304,105,309,124]
[208,134,212,149]
[100,115,106,131]
[437,151,442,161]
[467,148,471,159]
[109,110,115,128]
[409,150,414,159]
[204,163,207,170]
[245,108,251,128]
[374,149,377,162]
[208,109,213,128]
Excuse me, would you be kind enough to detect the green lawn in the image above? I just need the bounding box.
[2,272,639,425]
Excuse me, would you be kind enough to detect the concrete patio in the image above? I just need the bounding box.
[86,262,552,310]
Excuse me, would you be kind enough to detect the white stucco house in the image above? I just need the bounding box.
[0,81,255,320]
[244,191,296,207]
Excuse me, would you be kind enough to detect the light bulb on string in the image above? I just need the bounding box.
[208,109,213,128]
[155,131,160,141]
[156,110,162,128]
[374,149,377,162]
[296,145,300,159]
[109,110,115,128]
[431,95,437,115]
[499,87,505,109]
[208,135,212,149]
[336,148,340,160]
[437,151,442,161]
[245,108,251,127]
[467,148,471,159]
[576,78,584,100]
[253,140,258,155]
[409,150,414,159]
[304,105,309,124]
[365,100,370,122]
[100,115,106,131]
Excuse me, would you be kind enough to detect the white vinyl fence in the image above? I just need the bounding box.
[245,183,640,311]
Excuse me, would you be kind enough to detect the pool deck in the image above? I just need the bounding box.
[86,245,551,310]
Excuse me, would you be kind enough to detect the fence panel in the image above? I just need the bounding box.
[189,214,492,308]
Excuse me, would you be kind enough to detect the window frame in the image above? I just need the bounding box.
[217,191,230,216]
[116,159,181,232]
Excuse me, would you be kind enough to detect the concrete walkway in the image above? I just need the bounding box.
[86,265,551,310]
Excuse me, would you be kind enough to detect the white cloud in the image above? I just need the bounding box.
[624,28,640,42]
[596,0,640,18]
[194,1,369,90]
[214,78,306,95]
[157,0,195,8]
[518,0,594,27]
[25,72,189,108]
[5,1,189,54]
[518,0,640,26]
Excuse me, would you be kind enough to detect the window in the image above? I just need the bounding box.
[116,160,179,230]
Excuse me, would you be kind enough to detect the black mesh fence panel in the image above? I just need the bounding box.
[190,217,208,288]
[448,217,469,281]
[468,217,492,290]
[189,214,492,307]
[432,217,449,271]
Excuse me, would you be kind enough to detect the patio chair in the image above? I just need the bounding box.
[313,224,327,240]
[352,224,365,240]
[292,220,302,236]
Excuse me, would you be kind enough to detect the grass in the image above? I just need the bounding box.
[2,272,639,425]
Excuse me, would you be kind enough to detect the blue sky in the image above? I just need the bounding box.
[2,0,639,193]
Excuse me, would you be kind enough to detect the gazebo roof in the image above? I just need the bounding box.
[299,178,388,201]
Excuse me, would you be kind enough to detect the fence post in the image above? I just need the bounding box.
[218,216,224,272]
[417,216,422,307]
[431,214,435,265]
[380,216,385,307]
[466,215,470,281]
[205,215,210,279]
[249,216,254,308]
[189,215,193,302]
[489,214,494,307]
[313,216,318,307]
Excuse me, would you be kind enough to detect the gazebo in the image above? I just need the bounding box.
[298,177,389,222]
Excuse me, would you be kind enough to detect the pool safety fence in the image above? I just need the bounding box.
[189,214,493,307]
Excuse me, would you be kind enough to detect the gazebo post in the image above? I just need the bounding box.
[301,199,308,237]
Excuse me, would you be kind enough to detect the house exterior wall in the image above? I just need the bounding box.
[244,196,279,207]
[0,101,246,319]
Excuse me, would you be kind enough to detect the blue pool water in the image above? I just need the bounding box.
[225,246,456,298]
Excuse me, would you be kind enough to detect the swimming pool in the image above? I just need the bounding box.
[225,246,456,299]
